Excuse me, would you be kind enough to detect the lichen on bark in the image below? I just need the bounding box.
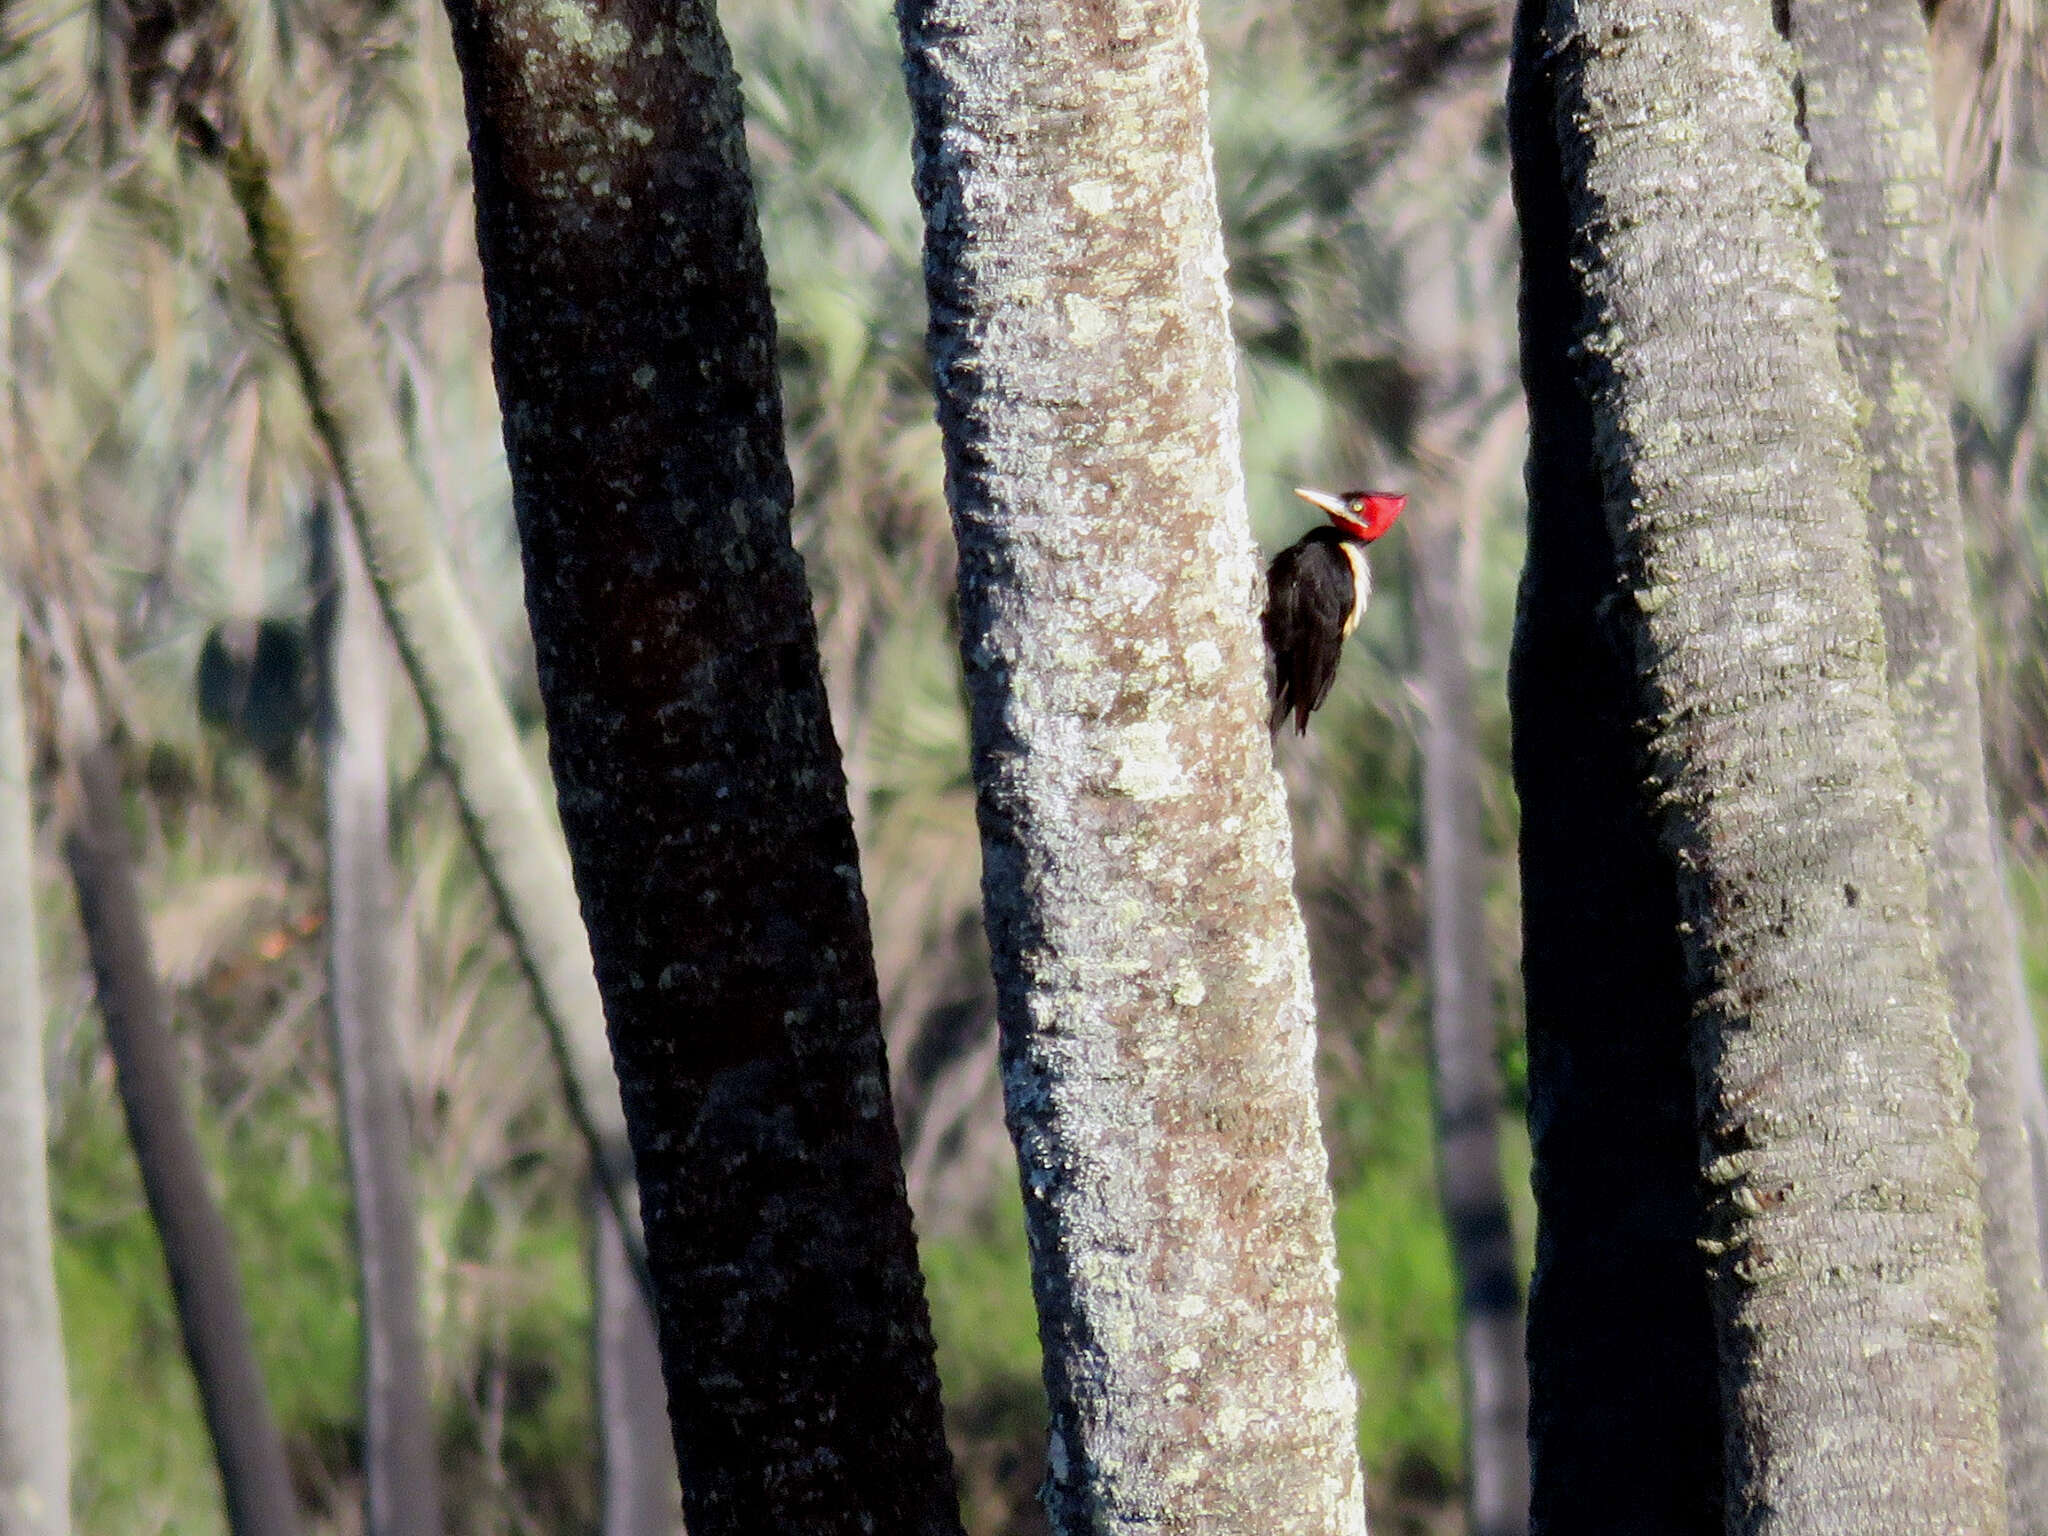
[899,0,1366,1530]
[1784,3,2048,1522]
[1525,0,2006,1529]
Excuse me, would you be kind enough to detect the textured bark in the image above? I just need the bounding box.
[65,744,301,1536]
[1783,7,2048,1523]
[313,508,443,1536]
[437,2,962,1532]
[218,141,645,1286]
[0,585,69,1536]
[1519,2,2005,1530]
[1506,6,1723,1526]
[898,4,1366,1532]
[593,1186,682,1536]
[1410,515,1527,1536]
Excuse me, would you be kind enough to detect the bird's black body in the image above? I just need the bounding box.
[1264,525,1368,736]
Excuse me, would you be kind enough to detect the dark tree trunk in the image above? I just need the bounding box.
[436,1,962,1532]
[65,743,301,1536]
[313,506,443,1536]
[1783,5,2048,1522]
[1513,1,2005,1530]
[1506,4,1723,1528]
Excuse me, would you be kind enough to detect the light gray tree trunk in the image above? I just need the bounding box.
[593,1186,681,1536]
[897,3,1367,1532]
[0,582,69,1536]
[106,0,645,1295]
[313,506,442,1536]
[218,143,644,1287]
[1514,1,2006,1530]
[65,742,301,1536]
[1410,506,1527,1536]
[1783,2,2048,1523]
[1968,290,2048,1285]
[1392,129,1530,1536]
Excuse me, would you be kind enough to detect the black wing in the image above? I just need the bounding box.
[1263,533,1356,736]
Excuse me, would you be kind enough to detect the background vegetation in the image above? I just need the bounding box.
[0,0,2039,1531]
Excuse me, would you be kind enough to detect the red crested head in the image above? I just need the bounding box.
[1293,486,1407,543]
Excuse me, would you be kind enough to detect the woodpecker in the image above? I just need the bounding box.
[1264,486,1407,735]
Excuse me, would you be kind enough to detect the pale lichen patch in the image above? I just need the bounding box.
[1107,720,1188,800]
[1063,293,1108,344]
[1069,179,1115,216]
[900,1,1363,1524]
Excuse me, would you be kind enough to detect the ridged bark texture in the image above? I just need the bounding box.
[0,586,69,1536]
[1783,5,2048,1523]
[1507,3,1723,1526]
[219,143,644,1283]
[898,3,1366,1532]
[314,510,443,1536]
[66,745,300,1536]
[437,1,962,1531]
[1526,2,2005,1530]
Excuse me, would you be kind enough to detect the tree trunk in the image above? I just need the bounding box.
[897,3,1366,1532]
[1391,119,1530,1536]
[1513,2,2005,1530]
[313,505,443,1536]
[436,2,963,1532]
[1410,509,1528,1536]
[1966,290,2048,1287]
[64,743,301,1536]
[1505,4,1723,1527]
[593,1184,681,1536]
[219,142,645,1289]
[1783,2,2048,1523]
[0,583,69,1536]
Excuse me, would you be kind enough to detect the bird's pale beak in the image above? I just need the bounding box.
[1292,487,1348,518]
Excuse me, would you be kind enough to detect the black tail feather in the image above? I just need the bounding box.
[1263,529,1357,738]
